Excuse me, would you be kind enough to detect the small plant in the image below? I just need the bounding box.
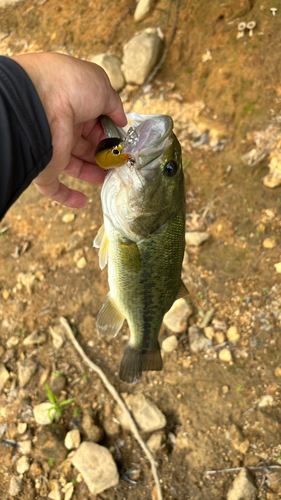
[73,406,82,418]
[275,453,281,461]
[48,458,55,467]
[81,375,87,381]
[45,383,74,423]
[55,371,64,378]
[71,480,77,486]
[198,291,204,299]
[236,384,243,393]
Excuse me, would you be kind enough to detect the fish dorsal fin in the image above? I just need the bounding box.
[93,224,109,270]
[176,280,189,300]
[97,294,125,337]
[119,240,141,272]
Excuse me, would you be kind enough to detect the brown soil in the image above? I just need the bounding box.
[0,0,281,499]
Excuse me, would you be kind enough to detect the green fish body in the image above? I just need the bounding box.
[94,114,187,384]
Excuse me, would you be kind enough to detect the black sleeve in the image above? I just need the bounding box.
[0,56,53,221]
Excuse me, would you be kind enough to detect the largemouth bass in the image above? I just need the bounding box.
[94,113,187,384]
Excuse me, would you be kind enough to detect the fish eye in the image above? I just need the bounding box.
[164,161,178,177]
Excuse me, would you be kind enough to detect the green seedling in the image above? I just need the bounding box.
[44,383,74,423]
[71,480,77,486]
[236,384,243,392]
[48,458,55,467]
[81,375,87,381]
[275,453,281,461]
[198,291,204,299]
[73,406,81,418]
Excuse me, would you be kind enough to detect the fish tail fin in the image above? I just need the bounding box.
[119,343,162,384]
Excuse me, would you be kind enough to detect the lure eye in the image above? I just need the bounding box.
[112,148,121,156]
[164,161,178,177]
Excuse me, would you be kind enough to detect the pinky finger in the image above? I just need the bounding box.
[34,179,89,209]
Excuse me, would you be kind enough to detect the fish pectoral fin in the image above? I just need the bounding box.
[119,240,141,272]
[93,224,109,270]
[176,280,189,300]
[119,343,162,384]
[97,294,125,337]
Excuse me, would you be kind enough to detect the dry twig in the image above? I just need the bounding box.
[60,316,162,500]
[205,465,281,475]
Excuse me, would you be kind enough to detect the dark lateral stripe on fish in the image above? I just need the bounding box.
[119,343,162,384]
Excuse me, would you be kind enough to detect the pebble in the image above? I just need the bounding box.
[258,395,274,408]
[62,213,75,223]
[2,289,9,300]
[274,366,281,377]
[222,385,229,395]
[229,424,250,454]
[18,359,37,387]
[204,326,215,340]
[0,362,9,392]
[103,418,120,438]
[49,326,64,350]
[215,331,225,344]
[134,0,152,21]
[89,54,124,92]
[263,237,276,249]
[8,476,22,497]
[77,256,87,269]
[116,393,166,432]
[17,272,36,294]
[188,326,212,353]
[162,335,178,353]
[36,424,67,463]
[227,467,257,500]
[64,429,81,450]
[48,481,61,500]
[16,455,30,474]
[66,231,84,252]
[81,415,104,443]
[122,28,163,85]
[18,439,32,454]
[227,326,240,342]
[33,401,56,425]
[71,442,119,495]
[63,482,74,500]
[35,270,45,281]
[146,431,165,453]
[6,335,19,348]
[23,330,47,345]
[185,231,209,246]
[274,262,281,273]
[163,298,192,332]
[50,374,66,395]
[219,348,232,362]
[17,422,27,435]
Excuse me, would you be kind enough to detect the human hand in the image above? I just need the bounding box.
[12,52,127,208]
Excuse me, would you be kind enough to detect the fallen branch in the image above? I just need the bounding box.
[60,316,162,500]
[205,465,281,475]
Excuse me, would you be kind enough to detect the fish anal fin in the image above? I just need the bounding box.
[97,294,125,337]
[120,240,141,272]
[119,343,162,384]
[93,224,109,270]
[176,280,189,300]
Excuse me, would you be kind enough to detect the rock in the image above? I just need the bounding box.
[48,481,61,500]
[134,0,153,21]
[16,455,30,474]
[163,298,192,332]
[49,326,64,350]
[229,424,250,455]
[64,429,81,450]
[89,54,125,92]
[33,401,56,425]
[18,439,32,454]
[77,256,87,269]
[82,415,104,443]
[162,335,178,353]
[274,366,281,377]
[222,385,229,395]
[188,326,212,353]
[274,262,281,273]
[244,454,260,467]
[2,289,9,300]
[6,335,19,348]
[17,272,36,294]
[215,331,225,344]
[62,213,75,223]
[227,467,257,500]
[204,326,215,340]
[123,28,163,85]
[36,424,67,463]
[263,154,281,188]
[29,461,43,480]
[146,431,165,453]
[258,395,274,408]
[116,393,166,432]
[185,231,209,246]
[71,442,119,494]
[8,476,22,497]
[63,482,74,500]
[17,422,27,434]
[50,374,66,395]
[219,348,233,362]
[266,472,281,493]
[0,362,9,392]
[23,330,47,345]
[263,237,276,249]
[18,359,37,387]
[227,326,240,342]
[66,231,84,252]
[103,419,120,438]
[35,270,45,281]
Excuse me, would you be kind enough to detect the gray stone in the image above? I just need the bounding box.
[89,54,125,92]
[50,374,66,395]
[116,393,166,432]
[33,401,56,425]
[82,415,104,443]
[185,231,209,246]
[122,28,163,85]
[161,335,178,353]
[64,429,81,450]
[8,476,22,496]
[49,326,64,350]
[188,326,212,353]
[0,362,9,392]
[66,231,84,252]
[163,298,192,333]
[16,455,30,474]
[227,467,257,500]
[18,359,37,387]
[23,330,47,345]
[258,395,274,408]
[134,0,153,21]
[229,424,250,454]
[103,419,120,438]
[71,442,119,494]
[36,424,67,464]
[146,431,165,453]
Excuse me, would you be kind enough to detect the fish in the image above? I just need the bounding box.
[94,113,187,384]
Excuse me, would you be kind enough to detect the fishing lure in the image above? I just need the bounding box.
[95,138,130,170]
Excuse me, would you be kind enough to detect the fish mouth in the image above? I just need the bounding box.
[100,114,173,177]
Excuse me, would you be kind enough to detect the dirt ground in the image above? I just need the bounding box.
[0,0,281,499]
